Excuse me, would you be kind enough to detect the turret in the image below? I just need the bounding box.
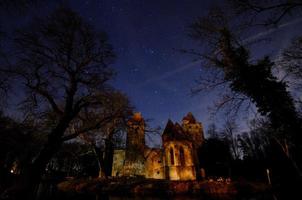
[126,112,145,152]
[123,112,145,176]
[182,112,204,180]
[182,112,204,147]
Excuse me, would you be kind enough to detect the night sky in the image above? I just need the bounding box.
[1,0,302,145]
[72,0,221,129]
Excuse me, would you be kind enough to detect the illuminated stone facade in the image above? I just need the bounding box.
[111,112,204,181]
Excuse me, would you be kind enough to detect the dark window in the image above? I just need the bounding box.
[170,148,175,165]
[179,146,185,166]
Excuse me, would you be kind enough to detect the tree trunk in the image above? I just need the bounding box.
[97,133,114,178]
[97,149,107,178]
[103,137,114,177]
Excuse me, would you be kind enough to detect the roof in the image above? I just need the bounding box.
[162,119,190,142]
[182,112,196,124]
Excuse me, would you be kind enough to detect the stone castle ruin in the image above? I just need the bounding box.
[111,112,205,180]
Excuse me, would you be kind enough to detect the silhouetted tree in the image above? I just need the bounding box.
[279,36,302,90]
[1,7,127,199]
[238,120,271,161]
[277,37,302,142]
[77,91,132,178]
[221,120,241,160]
[237,118,302,198]
[0,112,45,194]
[189,9,302,177]
[199,130,232,177]
[206,123,219,138]
[0,0,47,101]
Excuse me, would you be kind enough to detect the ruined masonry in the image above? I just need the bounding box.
[111,112,205,180]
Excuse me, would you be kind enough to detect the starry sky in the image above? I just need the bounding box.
[1,0,302,144]
[71,0,222,129]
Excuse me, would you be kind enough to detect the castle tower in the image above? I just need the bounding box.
[181,112,204,179]
[123,112,145,176]
[182,112,204,147]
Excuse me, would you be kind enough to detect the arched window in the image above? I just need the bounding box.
[179,146,185,166]
[169,148,175,165]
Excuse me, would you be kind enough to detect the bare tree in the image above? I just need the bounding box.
[76,91,133,178]
[206,123,220,138]
[278,36,302,90]
[229,0,302,26]
[186,9,252,118]
[222,120,241,160]
[1,7,126,199]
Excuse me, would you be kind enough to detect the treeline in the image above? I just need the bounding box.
[200,119,295,178]
[199,117,302,198]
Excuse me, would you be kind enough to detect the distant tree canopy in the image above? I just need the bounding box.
[203,119,300,182]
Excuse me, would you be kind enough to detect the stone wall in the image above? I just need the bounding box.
[144,148,165,179]
[163,141,196,180]
[111,150,125,177]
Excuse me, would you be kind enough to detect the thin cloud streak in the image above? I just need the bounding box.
[243,17,302,44]
[137,60,200,88]
[137,18,302,89]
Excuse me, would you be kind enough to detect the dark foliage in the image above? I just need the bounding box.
[0,112,43,194]
[190,10,302,179]
[199,136,232,177]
